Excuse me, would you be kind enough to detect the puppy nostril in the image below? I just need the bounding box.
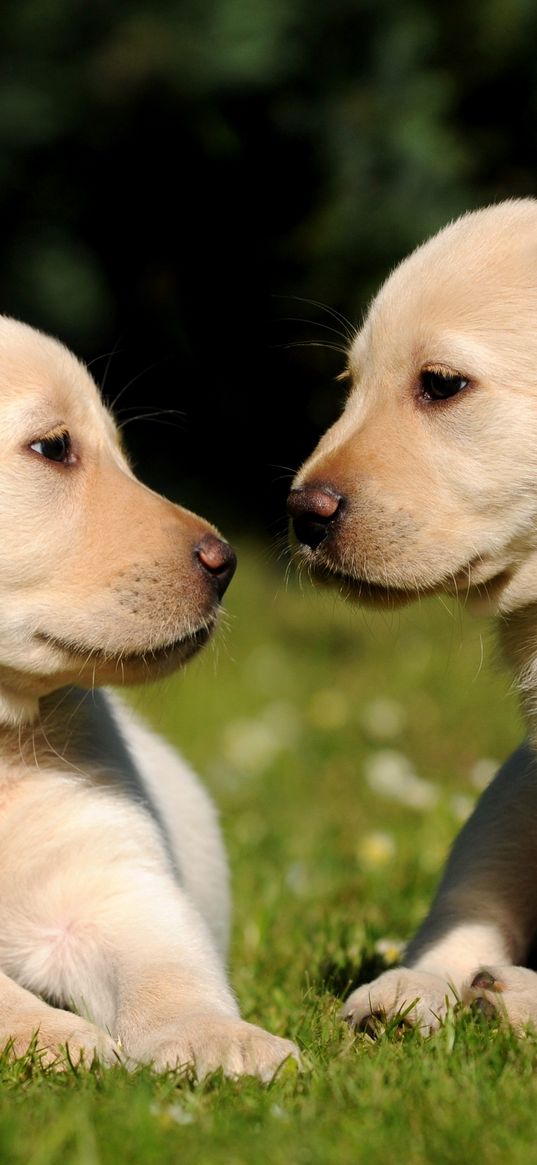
[287,485,344,550]
[195,534,237,598]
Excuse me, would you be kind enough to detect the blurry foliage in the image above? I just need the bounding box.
[0,0,535,524]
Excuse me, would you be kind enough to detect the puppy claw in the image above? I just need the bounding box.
[359,1014,384,1039]
[471,970,499,992]
[470,995,498,1019]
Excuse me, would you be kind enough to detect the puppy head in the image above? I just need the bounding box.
[289,199,537,616]
[0,318,236,723]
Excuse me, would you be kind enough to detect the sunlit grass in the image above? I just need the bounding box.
[0,540,530,1165]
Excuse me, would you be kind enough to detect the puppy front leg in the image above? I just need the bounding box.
[2,784,298,1081]
[345,744,537,1032]
[77,876,298,1081]
[0,968,120,1066]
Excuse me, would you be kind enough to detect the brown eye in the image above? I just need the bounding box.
[30,431,72,463]
[419,369,469,401]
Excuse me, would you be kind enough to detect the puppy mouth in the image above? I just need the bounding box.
[35,622,215,670]
[303,553,512,609]
[305,562,424,608]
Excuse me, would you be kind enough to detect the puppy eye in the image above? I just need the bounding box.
[30,430,72,464]
[419,368,469,402]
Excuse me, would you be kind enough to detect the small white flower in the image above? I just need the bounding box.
[222,718,279,774]
[364,750,438,810]
[285,861,309,895]
[270,1104,290,1122]
[450,793,475,822]
[150,1102,195,1125]
[222,703,301,775]
[361,698,405,740]
[166,1105,195,1126]
[469,757,499,790]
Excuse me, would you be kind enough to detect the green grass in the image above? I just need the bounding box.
[1,540,534,1165]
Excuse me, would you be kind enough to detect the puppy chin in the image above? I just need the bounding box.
[303,558,424,610]
[301,538,523,616]
[33,621,216,686]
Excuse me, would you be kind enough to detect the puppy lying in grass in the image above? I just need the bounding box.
[0,316,297,1079]
[288,198,537,1035]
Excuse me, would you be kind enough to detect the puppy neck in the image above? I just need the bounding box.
[0,686,121,778]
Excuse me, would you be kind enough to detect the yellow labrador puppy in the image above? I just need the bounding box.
[0,316,297,1078]
[288,198,537,1034]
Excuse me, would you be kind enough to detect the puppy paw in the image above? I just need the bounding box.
[1,1008,122,1069]
[136,1013,300,1081]
[464,965,537,1031]
[342,967,460,1036]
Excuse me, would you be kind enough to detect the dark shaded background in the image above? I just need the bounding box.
[0,0,536,532]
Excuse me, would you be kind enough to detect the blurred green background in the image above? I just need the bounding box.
[1,0,536,528]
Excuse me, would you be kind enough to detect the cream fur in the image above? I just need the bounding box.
[293,199,537,1033]
[0,317,297,1078]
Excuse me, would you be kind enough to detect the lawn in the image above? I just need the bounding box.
[2,539,536,1165]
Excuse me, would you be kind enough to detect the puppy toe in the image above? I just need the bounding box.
[465,965,537,1031]
[470,969,506,992]
[341,968,455,1036]
[470,994,498,1020]
[342,984,388,1031]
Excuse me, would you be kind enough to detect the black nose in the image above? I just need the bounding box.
[287,485,344,549]
[195,534,237,597]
